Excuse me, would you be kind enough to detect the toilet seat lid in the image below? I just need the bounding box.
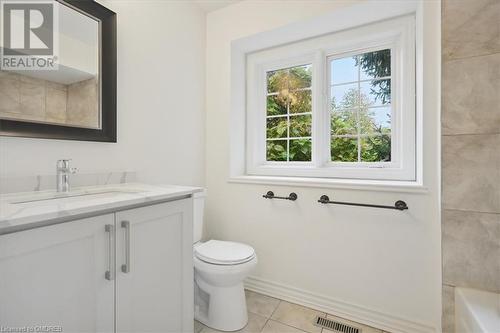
[194,240,255,265]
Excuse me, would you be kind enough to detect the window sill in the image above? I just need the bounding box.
[228,175,428,193]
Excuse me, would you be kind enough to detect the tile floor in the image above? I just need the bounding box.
[194,290,390,333]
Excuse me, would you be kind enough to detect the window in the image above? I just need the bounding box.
[245,15,416,181]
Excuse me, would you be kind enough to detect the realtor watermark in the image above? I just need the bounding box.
[0,0,59,70]
[0,326,62,332]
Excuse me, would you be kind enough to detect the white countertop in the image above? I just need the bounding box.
[0,183,203,235]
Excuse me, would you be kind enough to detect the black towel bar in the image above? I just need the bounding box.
[318,195,408,211]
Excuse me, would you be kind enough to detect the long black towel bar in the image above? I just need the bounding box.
[318,195,408,211]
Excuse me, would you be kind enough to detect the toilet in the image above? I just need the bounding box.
[193,191,257,332]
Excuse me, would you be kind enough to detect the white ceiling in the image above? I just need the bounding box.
[193,0,242,13]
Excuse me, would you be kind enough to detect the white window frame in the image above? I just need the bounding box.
[246,15,415,181]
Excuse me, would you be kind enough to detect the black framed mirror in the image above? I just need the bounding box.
[0,0,116,142]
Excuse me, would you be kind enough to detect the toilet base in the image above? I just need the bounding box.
[194,277,248,331]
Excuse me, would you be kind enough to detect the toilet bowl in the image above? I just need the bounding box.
[192,192,257,331]
[194,240,257,331]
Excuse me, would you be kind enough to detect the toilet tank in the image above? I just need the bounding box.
[193,190,206,244]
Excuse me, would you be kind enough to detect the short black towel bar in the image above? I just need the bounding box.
[263,191,298,201]
[318,195,408,211]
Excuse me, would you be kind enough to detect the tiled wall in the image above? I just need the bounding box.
[441,0,500,332]
[0,71,99,128]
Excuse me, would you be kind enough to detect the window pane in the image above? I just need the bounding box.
[331,110,357,135]
[267,140,287,161]
[331,56,358,84]
[266,117,287,139]
[267,69,288,93]
[360,80,391,106]
[267,94,287,116]
[289,139,311,161]
[328,48,393,164]
[358,49,391,80]
[289,114,312,137]
[331,137,358,162]
[331,84,358,111]
[289,90,311,114]
[359,106,391,135]
[289,65,312,89]
[265,64,313,163]
[360,135,391,162]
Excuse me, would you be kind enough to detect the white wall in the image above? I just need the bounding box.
[205,1,441,332]
[0,0,206,187]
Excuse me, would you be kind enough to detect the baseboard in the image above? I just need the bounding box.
[244,276,436,333]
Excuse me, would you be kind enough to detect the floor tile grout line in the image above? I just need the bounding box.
[442,132,500,137]
[264,319,311,333]
[275,300,326,333]
[442,208,500,215]
[443,50,500,63]
[271,317,319,333]
[260,300,282,333]
[245,289,282,321]
[269,299,281,319]
[256,294,332,333]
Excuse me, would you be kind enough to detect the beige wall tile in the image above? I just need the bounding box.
[262,320,307,333]
[442,134,500,213]
[442,210,500,292]
[19,81,45,120]
[0,71,21,83]
[442,285,455,333]
[325,314,382,333]
[0,77,20,114]
[45,87,67,124]
[1,73,100,127]
[67,78,99,128]
[271,301,324,333]
[443,0,500,60]
[442,0,500,326]
[18,74,46,85]
[45,80,68,92]
[442,54,500,135]
[246,290,280,318]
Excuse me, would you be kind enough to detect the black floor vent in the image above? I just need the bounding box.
[314,316,361,333]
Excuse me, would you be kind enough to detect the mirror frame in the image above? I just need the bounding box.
[0,0,117,142]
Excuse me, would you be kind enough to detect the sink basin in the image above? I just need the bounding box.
[9,188,146,204]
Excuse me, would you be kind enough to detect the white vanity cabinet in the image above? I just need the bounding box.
[0,198,193,333]
[0,214,115,332]
[115,199,193,333]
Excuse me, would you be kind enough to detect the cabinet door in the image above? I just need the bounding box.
[115,199,193,333]
[0,214,115,332]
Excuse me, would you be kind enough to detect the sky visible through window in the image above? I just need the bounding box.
[331,56,389,128]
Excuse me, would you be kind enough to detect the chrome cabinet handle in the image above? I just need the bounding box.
[121,221,130,273]
[104,224,114,281]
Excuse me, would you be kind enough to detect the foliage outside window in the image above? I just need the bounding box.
[266,65,312,162]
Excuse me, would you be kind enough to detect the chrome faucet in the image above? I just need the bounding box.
[56,159,77,192]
